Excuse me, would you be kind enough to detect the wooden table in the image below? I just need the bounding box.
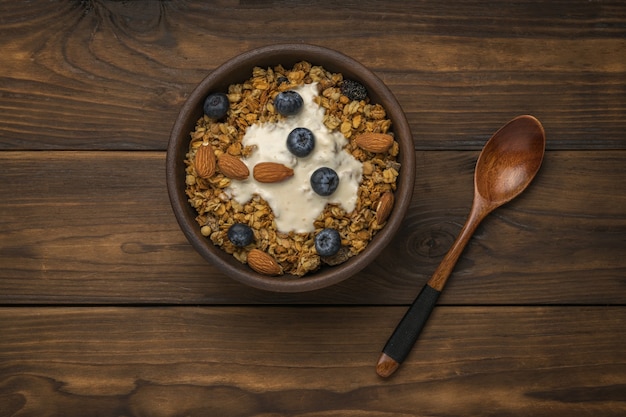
[1,1,625,415]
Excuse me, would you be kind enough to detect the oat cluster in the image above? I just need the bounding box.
[185,61,400,276]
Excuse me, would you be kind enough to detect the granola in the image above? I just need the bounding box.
[185,61,400,276]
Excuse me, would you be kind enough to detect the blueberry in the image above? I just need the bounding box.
[315,228,342,257]
[310,167,339,196]
[286,127,315,157]
[340,79,368,101]
[203,92,229,120]
[276,76,289,85]
[227,223,254,247]
[274,90,303,116]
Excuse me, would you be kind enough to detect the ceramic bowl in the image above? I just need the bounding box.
[166,44,415,292]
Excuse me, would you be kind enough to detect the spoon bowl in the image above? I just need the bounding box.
[476,115,546,206]
[376,115,545,378]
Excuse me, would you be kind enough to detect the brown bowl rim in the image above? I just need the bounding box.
[166,43,415,292]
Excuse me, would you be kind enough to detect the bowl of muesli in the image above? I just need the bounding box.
[167,44,415,292]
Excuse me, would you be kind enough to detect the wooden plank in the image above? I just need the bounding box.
[1,306,625,416]
[1,1,624,150]
[0,150,624,305]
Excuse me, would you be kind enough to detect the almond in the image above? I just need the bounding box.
[355,132,394,154]
[253,162,294,183]
[194,143,216,178]
[247,248,282,276]
[218,153,249,180]
[375,191,395,224]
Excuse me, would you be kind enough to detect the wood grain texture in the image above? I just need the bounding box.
[1,306,625,417]
[1,150,624,305]
[0,0,625,150]
[1,3,625,415]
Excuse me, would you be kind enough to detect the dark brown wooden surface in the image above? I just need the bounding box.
[2,307,626,416]
[1,1,625,415]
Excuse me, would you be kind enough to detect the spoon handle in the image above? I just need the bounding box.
[376,202,488,378]
[376,284,441,377]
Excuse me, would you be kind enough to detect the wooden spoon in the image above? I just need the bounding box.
[376,115,546,378]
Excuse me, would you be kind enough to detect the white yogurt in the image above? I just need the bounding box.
[226,83,363,233]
